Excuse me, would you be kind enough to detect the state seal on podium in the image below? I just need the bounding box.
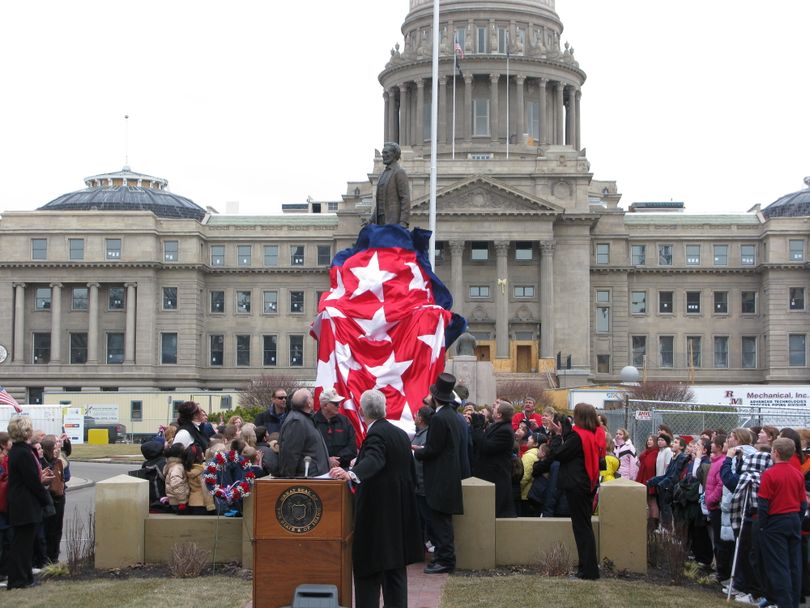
[275,486,324,534]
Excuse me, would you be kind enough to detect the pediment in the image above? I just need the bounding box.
[411,176,562,216]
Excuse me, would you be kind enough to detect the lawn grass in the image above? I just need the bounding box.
[7,576,252,608]
[440,574,731,608]
[70,443,144,459]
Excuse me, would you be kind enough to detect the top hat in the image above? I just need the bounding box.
[430,373,457,403]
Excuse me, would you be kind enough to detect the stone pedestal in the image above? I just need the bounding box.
[446,355,496,405]
[95,474,148,568]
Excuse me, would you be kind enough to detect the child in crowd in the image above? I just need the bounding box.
[163,443,190,513]
[185,444,215,515]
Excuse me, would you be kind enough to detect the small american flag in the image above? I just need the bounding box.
[0,386,22,413]
[454,41,464,60]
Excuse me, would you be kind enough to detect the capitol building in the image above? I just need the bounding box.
[1,0,808,404]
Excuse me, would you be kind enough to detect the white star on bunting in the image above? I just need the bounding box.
[335,340,362,382]
[354,305,398,342]
[315,350,338,393]
[350,252,396,301]
[325,268,346,301]
[365,353,413,395]
[405,261,429,292]
[417,315,445,362]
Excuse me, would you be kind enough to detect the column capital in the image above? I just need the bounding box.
[464,74,473,85]
[538,77,548,85]
[87,282,100,288]
[448,240,465,256]
[494,240,510,256]
[13,282,26,289]
[575,89,582,100]
[540,240,556,256]
[383,90,390,101]
[398,82,409,93]
[438,76,447,87]
[416,77,425,89]
[516,74,526,84]
[388,86,397,95]
[555,80,565,91]
[125,282,138,288]
[49,282,63,289]
[489,73,500,84]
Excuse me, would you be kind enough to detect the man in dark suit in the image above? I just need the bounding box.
[329,389,422,608]
[471,400,517,517]
[414,373,464,574]
[370,142,410,227]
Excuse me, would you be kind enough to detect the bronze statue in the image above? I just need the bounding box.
[370,142,410,227]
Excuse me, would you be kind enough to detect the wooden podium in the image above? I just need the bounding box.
[253,478,353,608]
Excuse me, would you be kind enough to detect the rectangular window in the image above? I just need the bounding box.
[741,290,757,314]
[789,239,805,262]
[210,335,224,366]
[210,245,225,266]
[163,240,178,262]
[527,101,540,141]
[595,290,610,303]
[236,290,251,314]
[789,287,805,310]
[469,285,490,298]
[210,290,225,313]
[631,244,646,266]
[659,291,673,313]
[108,287,125,310]
[714,336,728,369]
[263,245,278,267]
[434,241,445,264]
[513,285,535,298]
[263,290,278,314]
[476,26,487,53]
[162,287,177,310]
[33,333,51,364]
[630,291,647,314]
[290,245,305,266]
[161,333,178,365]
[514,241,532,261]
[596,354,610,374]
[631,336,647,368]
[596,307,610,333]
[35,287,51,310]
[687,336,702,368]
[714,291,728,314]
[658,244,673,266]
[659,336,674,368]
[263,335,278,366]
[131,400,143,422]
[789,334,806,367]
[596,243,610,265]
[106,238,121,260]
[290,290,304,314]
[237,245,252,267]
[317,245,331,266]
[686,291,701,314]
[686,244,701,265]
[470,242,489,261]
[69,238,84,261]
[473,98,490,136]
[455,28,466,50]
[742,336,757,369]
[32,238,47,260]
[497,27,507,53]
[740,244,756,266]
[70,333,88,364]
[106,333,124,364]
[713,244,728,266]
[72,287,88,310]
[236,335,250,366]
[290,335,304,367]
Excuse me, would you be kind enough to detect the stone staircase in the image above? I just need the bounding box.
[495,371,556,390]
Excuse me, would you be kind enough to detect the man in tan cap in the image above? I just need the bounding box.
[313,388,358,469]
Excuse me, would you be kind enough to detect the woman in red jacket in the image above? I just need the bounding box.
[636,435,660,531]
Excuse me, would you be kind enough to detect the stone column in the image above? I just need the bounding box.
[87,282,99,364]
[383,90,390,142]
[515,75,525,142]
[489,73,499,143]
[540,240,555,358]
[438,76,447,144]
[555,81,564,145]
[463,74,473,143]
[50,282,62,363]
[399,83,409,146]
[538,77,547,144]
[387,87,398,143]
[415,78,425,144]
[449,240,465,317]
[575,89,582,150]
[125,282,137,364]
[565,86,577,147]
[13,283,25,362]
[494,240,510,359]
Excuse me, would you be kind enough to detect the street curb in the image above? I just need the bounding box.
[66,478,95,492]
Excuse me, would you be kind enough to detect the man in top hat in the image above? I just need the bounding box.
[414,372,464,573]
[313,388,358,469]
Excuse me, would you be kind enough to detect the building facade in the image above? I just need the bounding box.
[0,0,808,403]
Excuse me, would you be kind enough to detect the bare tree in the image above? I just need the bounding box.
[494,378,555,409]
[628,381,694,403]
[239,373,308,408]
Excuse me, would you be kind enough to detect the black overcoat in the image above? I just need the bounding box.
[8,441,51,526]
[350,419,423,578]
[415,405,463,514]
[472,420,516,517]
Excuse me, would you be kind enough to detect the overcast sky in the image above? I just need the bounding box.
[1,1,808,216]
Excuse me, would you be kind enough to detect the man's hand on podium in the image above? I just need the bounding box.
[329,467,349,481]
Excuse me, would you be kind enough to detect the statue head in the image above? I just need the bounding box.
[381,142,401,166]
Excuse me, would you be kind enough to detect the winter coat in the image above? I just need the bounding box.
[636,446,659,494]
[614,439,638,480]
[704,453,725,511]
[655,447,673,476]
[187,463,215,511]
[601,454,620,482]
[164,457,190,506]
[8,442,51,526]
[520,447,539,500]
[471,420,516,517]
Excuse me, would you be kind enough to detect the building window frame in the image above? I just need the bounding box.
[162,287,178,311]
[35,287,52,311]
[210,335,224,366]
[596,306,610,333]
[713,244,728,266]
[740,244,756,266]
[236,290,252,314]
[741,290,757,314]
[713,291,728,314]
[237,244,252,267]
[742,336,757,369]
[131,400,143,422]
[70,332,88,364]
[686,335,702,368]
[514,241,533,261]
[289,335,304,367]
[631,335,647,368]
[789,287,805,311]
[108,286,125,311]
[685,244,701,265]
[68,238,84,261]
[289,290,305,314]
[210,290,225,314]
[263,335,278,366]
[713,336,729,369]
[317,245,331,266]
[658,244,673,266]
[31,238,48,260]
[659,290,674,314]
[630,290,647,315]
[33,332,51,364]
[105,238,122,261]
[106,332,124,364]
[469,285,490,299]
[686,291,701,314]
[473,98,490,136]
[263,290,278,314]
[596,354,610,374]
[513,285,535,298]
[631,244,646,266]
[210,245,225,267]
[163,240,179,262]
[236,335,251,366]
[290,245,305,266]
[789,334,807,367]
[595,243,610,265]
[263,245,279,267]
[789,239,805,262]
[161,332,178,365]
[72,287,88,311]
[659,335,674,368]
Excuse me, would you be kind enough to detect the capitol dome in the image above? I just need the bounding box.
[38,166,206,221]
[762,177,810,219]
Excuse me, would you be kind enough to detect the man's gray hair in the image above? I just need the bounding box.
[360,389,387,421]
[382,141,402,160]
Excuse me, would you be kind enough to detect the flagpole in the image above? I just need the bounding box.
[429,0,439,268]
[505,32,510,159]
[452,34,456,160]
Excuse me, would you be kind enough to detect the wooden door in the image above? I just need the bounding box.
[516,345,532,373]
[475,345,491,361]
